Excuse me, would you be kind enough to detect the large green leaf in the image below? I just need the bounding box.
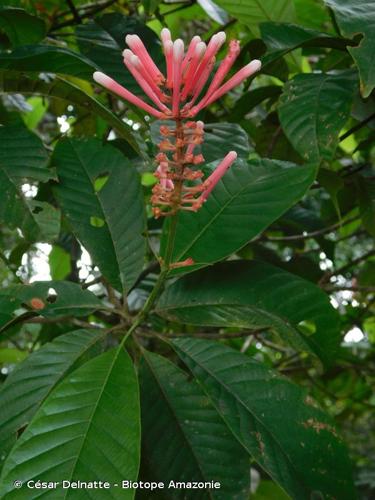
[0,329,106,470]
[172,338,356,500]
[0,71,139,152]
[0,7,46,47]
[0,123,59,240]
[162,159,315,270]
[0,124,51,182]
[157,260,340,365]
[278,71,357,164]
[260,22,352,67]
[0,348,140,499]
[53,138,146,292]
[201,122,251,162]
[229,86,282,122]
[140,350,250,499]
[214,0,295,29]
[324,0,375,97]
[0,281,102,334]
[0,170,60,242]
[76,13,163,95]
[0,45,95,80]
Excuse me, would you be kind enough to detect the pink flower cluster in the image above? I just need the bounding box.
[93,28,261,217]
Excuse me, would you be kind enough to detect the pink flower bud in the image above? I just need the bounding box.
[201,151,237,201]
[93,71,164,118]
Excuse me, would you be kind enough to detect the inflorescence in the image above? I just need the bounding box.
[93,29,261,218]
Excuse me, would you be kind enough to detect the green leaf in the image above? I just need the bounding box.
[324,0,375,97]
[172,338,356,500]
[48,245,71,280]
[76,13,163,95]
[278,71,357,164]
[0,124,51,182]
[140,350,250,499]
[229,86,282,122]
[0,71,139,153]
[0,329,106,469]
[0,281,102,334]
[0,348,27,364]
[21,96,48,130]
[202,122,251,162]
[260,22,352,67]
[214,0,295,30]
[162,159,315,271]
[0,7,46,47]
[0,348,140,499]
[0,170,60,242]
[157,260,340,365]
[53,138,146,292]
[0,45,96,80]
[197,0,229,24]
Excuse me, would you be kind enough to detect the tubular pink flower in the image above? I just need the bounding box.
[123,49,168,103]
[201,151,237,201]
[185,120,204,155]
[181,41,206,100]
[93,71,164,118]
[164,39,174,89]
[156,163,174,190]
[201,40,240,105]
[186,57,215,109]
[172,39,184,117]
[182,35,201,73]
[125,34,164,85]
[123,52,170,113]
[161,28,171,45]
[189,32,226,94]
[190,59,261,116]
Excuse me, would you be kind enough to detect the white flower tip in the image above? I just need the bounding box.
[196,41,206,56]
[196,120,204,129]
[247,59,262,74]
[130,54,140,66]
[215,31,226,46]
[125,34,133,45]
[161,28,171,43]
[228,151,237,161]
[93,71,111,86]
[173,39,184,61]
[122,48,132,59]
[192,35,201,43]
[164,39,173,53]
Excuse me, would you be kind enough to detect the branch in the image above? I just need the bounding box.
[50,0,118,32]
[320,249,375,284]
[262,215,359,242]
[137,328,268,340]
[323,285,375,293]
[65,0,81,23]
[340,111,375,142]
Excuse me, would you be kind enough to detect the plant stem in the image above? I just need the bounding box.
[119,117,185,345]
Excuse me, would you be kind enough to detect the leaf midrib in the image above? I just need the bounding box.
[178,346,310,498]
[174,166,311,262]
[144,354,213,500]
[69,140,124,291]
[61,348,125,499]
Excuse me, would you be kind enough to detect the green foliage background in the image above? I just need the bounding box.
[0,0,374,499]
